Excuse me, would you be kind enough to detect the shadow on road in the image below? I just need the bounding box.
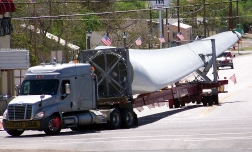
[137,104,202,126]
[4,105,208,138]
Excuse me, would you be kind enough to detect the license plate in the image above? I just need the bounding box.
[4,121,40,129]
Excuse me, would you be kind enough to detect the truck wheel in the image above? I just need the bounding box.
[44,114,62,135]
[6,130,24,136]
[121,108,135,128]
[108,108,121,129]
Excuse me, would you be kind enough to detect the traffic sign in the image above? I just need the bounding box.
[149,0,172,9]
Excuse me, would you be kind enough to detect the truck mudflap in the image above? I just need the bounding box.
[3,117,50,131]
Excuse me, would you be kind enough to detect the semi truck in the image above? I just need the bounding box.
[3,31,238,136]
[2,47,229,136]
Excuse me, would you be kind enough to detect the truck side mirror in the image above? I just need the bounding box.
[65,83,71,94]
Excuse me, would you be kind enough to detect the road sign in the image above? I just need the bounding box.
[149,0,172,9]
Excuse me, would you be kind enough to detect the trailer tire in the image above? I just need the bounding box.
[108,108,121,129]
[202,96,207,106]
[121,108,135,128]
[208,96,213,106]
[174,99,180,108]
[44,114,62,135]
[6,130,24,136]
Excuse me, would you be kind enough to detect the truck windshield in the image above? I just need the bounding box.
[20,79,59,95]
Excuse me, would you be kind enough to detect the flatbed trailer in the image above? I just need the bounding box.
[133,80,228,110]
[81,47,229,111]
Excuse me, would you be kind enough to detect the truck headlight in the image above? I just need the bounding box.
[34,111,45,119]
[2,110,8,119]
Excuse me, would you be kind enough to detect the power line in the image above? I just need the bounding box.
[12,14,252,21]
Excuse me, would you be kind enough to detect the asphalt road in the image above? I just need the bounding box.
[0,51,252,152]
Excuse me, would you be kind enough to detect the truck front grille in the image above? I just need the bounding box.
[8,105,32,120]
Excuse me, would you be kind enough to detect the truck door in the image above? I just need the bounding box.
[58,79,73,112]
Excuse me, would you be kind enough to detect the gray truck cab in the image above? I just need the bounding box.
[3,63,98,136]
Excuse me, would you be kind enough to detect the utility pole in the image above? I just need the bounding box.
[30,0,37,58]
[236,0,239,27]
[203,0,206,38]
[149,7,152,34]
[229,0,233,30]
[177,0,180,46]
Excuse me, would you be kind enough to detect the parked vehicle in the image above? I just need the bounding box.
[216,51,235,69]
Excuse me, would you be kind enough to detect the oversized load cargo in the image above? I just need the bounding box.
[81,31,241,96]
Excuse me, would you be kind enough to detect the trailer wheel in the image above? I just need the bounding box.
[6,130,24,136]
[44,114,62,135]
[213,95,219,105]
[208,96,213,106]
[108,108,121,129]
[202,96,207,106]
[121,108,135,128]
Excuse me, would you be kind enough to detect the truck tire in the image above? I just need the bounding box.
[6,130,24,136]
[44,114,62,135]
[108,108,121,129]
[121,108,135,128]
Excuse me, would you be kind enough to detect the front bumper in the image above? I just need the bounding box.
[3,117,50,131]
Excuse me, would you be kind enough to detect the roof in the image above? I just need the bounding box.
[26,63,91,78]
[0,0,16,15]
[171,22,192,29]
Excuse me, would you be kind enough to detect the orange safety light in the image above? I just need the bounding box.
[91,66,95,71]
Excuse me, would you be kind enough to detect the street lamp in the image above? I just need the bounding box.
[167,27,170,48]
[86,30,92,50]
[123,32,127,48]
[147,32,151,49]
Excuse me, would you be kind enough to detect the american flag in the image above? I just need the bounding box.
[159,35,166,43]
[177,32,185,40]
[135,37,142,46]
[101,35,112,46]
